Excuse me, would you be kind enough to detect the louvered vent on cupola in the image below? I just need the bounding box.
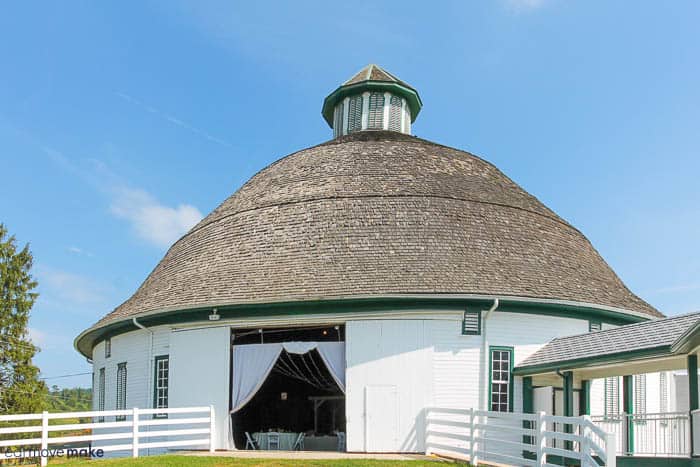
[368,92,385,129]
[347,95,363,133]
[388,95,403,132]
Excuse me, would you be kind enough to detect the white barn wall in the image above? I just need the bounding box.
[90,325,172,455]
[346,310,595,454]
[169,326,231,450]
[345,319,433,453]
[488,311,589,412]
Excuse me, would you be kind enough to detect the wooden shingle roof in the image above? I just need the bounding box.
[91,131,660,330]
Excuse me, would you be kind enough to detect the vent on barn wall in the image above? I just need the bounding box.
[462,310,481,335]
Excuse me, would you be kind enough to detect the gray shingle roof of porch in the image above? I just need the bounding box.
[515,312,700,373]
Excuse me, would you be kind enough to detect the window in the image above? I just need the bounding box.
[462,310,481,335]
[347,95,363,133]
[153,355,169,417]
[97,367,105,422]
[589,321,602,332]
[490,347,513,412]
[634,374,646,415]
[388,95,402,132]
[604,377,619,417]
[367,92,385,129]
[660,372,668,413]
[116,363,127,420]
[334,102,344,137]
[105,338,111,358]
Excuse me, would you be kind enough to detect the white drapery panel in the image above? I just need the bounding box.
[230,341,346,413]
[231,343,283,413]
[282,341,318,355]
[316,342,346,392]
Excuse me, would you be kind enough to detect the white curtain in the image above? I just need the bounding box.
[282,341,318,355]
[230,341,347,414]
[317,342,346,392]
[230,343,283,413]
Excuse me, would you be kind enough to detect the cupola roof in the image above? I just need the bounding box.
[321,64,422,127]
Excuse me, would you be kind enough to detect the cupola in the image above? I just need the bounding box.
[322,64,422,138]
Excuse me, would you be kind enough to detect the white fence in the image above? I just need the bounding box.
[592,412,690,457]
[425,407,616,467]
[0,406,214,466]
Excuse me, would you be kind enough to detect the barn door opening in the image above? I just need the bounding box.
[230,325,346,451]
[364,385,398,452]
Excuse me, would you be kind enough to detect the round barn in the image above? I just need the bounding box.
[75,64,664,453]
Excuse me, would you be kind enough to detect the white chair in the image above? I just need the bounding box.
[293,432,305,450]
[267,431,280,450]
[245,432,259,450]
[337,431,346,452]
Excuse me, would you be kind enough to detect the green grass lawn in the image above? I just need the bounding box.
[47,454,468,467]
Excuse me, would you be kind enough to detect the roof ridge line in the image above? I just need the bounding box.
[175,193,594,252]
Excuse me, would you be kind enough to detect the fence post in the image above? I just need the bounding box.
[132,407,139,458]
[471,409,479,466]
[581,416,591,467]
[209,405,216,453]
[536,411,546,467]
[605,432,617,467]
[40,411,48,467]
[466,408,473,465]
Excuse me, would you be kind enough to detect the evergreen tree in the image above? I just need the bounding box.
[0,223,46,413]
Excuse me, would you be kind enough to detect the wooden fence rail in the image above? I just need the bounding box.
[0,406,215,466]
[425,407,616,467]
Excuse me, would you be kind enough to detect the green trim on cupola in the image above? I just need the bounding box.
[322,64,423,127]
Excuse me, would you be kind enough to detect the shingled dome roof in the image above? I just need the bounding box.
[91,130,660,332]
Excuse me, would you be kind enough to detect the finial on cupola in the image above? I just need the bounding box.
[322,64,422,138]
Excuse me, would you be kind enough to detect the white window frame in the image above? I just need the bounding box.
[490,347,513,412]
[116,362,127,420]
[153,355,169,418]
[97,367,105,422]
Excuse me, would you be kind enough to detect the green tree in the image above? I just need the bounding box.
[0,223,46,413]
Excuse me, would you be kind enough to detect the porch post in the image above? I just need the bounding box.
[522,376,535,459]
[580,380,590,416]
[563,371,574,455]
[563,371,574,417]
[688,355,698,411]
[688,354,698,457]
[623,375,634,455]
[523,376,534,413]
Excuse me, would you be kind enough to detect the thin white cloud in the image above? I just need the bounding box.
[115,92,233,148]
[505,0,547,11]
[67,246,94,257]
[37,266,110,306]
[38,144,203,250]
[110,187,203,249]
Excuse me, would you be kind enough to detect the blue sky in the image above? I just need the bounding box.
[1,1,698,388]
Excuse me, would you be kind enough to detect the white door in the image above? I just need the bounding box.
[365,385,398,452]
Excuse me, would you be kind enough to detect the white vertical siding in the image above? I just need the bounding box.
[169,326,232,450]
[345,319,432,453]
[90,325,172,456]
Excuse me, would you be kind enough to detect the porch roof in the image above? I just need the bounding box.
[514,311,700,376]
